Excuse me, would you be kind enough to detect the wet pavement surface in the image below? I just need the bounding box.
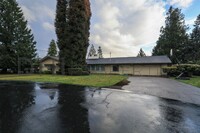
[123,77,200,105]
[0,81,200,133]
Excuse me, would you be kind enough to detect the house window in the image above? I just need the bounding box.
[96,65,105,71]
[112,65,119,72]
[96,65,100,71]
[100,65,105,71]
[45,64,54,71]
[90,65,105,71]
[91,65,95,71]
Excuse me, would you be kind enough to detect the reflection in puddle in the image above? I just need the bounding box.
[0,82,200,133]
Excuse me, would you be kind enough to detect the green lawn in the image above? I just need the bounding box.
[177,76,200,88]
[0,74,127,87]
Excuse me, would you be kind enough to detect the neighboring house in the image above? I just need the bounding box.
[86,56,172,76]
[40,55,172,76]
[40,56,59,74]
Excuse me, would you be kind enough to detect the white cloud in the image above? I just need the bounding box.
[17,0,195,58]
[21,5,36,22]
[185,18,196,25]
[42,22,55,31]
[35,5,55,20]
[18,1,55,23]
[90,0,166,57]
[167,0,193,8]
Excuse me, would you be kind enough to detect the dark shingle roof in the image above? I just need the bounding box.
[86,56,171,65]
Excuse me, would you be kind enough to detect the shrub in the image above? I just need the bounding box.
[82,71,90,75]
[56,71,61,75]
[41,70,52,74]
[162,66,179,77]
[196,60,200,65]
[162,64,200,77]
[193,65,200,76]
[178,64,200,76]
[68,68,89,76]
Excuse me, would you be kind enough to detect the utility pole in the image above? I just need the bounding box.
[110,52,111,58]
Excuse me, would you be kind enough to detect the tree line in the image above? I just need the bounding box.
[0,0,92,74]
[88,44,103,58]
[2,1,199,74]
[152,6,200,64]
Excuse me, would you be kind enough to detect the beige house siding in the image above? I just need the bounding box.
[89,64,167,76]
[39,56,169,76]
[133,65,162,76]
[40,58,59,74]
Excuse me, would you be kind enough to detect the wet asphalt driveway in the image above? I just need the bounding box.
[123,77,200,105]
[0,79,200,133]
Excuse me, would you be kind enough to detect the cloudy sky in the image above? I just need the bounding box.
[17,0,200,58]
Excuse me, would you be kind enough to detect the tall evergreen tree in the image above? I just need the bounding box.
[55,0,91,75]
[137,48,146,57]
[97,46,103,58]
[88,44,96,57]
[47,39,57,56]
[188,14,200,63]
[67,0,91,66]
[0,0,37,73]
[152,6,189,63]
[55,0,68,75]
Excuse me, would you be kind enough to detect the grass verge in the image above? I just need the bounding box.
[176,76,200,88]
[0,74,127,87]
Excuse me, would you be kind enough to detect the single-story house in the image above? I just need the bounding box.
[86,56,171,76]
[40,55,171,76]
[40,56,59,74]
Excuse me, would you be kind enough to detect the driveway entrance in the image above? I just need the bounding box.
[123,77,200,105]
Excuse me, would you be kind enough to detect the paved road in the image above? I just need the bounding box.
[123,77,200,105]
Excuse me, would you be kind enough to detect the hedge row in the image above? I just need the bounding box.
[68,68,89,76]
[40,70,52,74]
[162,64,200,76]
[41,68,90,76]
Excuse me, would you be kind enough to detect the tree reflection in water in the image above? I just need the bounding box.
[58,84,90,133]
[0,82,35,133]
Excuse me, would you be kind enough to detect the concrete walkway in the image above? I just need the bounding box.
[123,77,200,105]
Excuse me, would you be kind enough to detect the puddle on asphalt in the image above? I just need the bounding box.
[0,81,200,133]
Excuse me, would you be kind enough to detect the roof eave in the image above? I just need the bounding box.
[40,56,59,62]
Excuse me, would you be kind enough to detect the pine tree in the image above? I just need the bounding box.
[0,0,37,73]
[98,46,103,58]
[88,44,96,57]
[188,14,200,63]
[47,39,57,56]
[137,48,146,57]
[152,6,189,63]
